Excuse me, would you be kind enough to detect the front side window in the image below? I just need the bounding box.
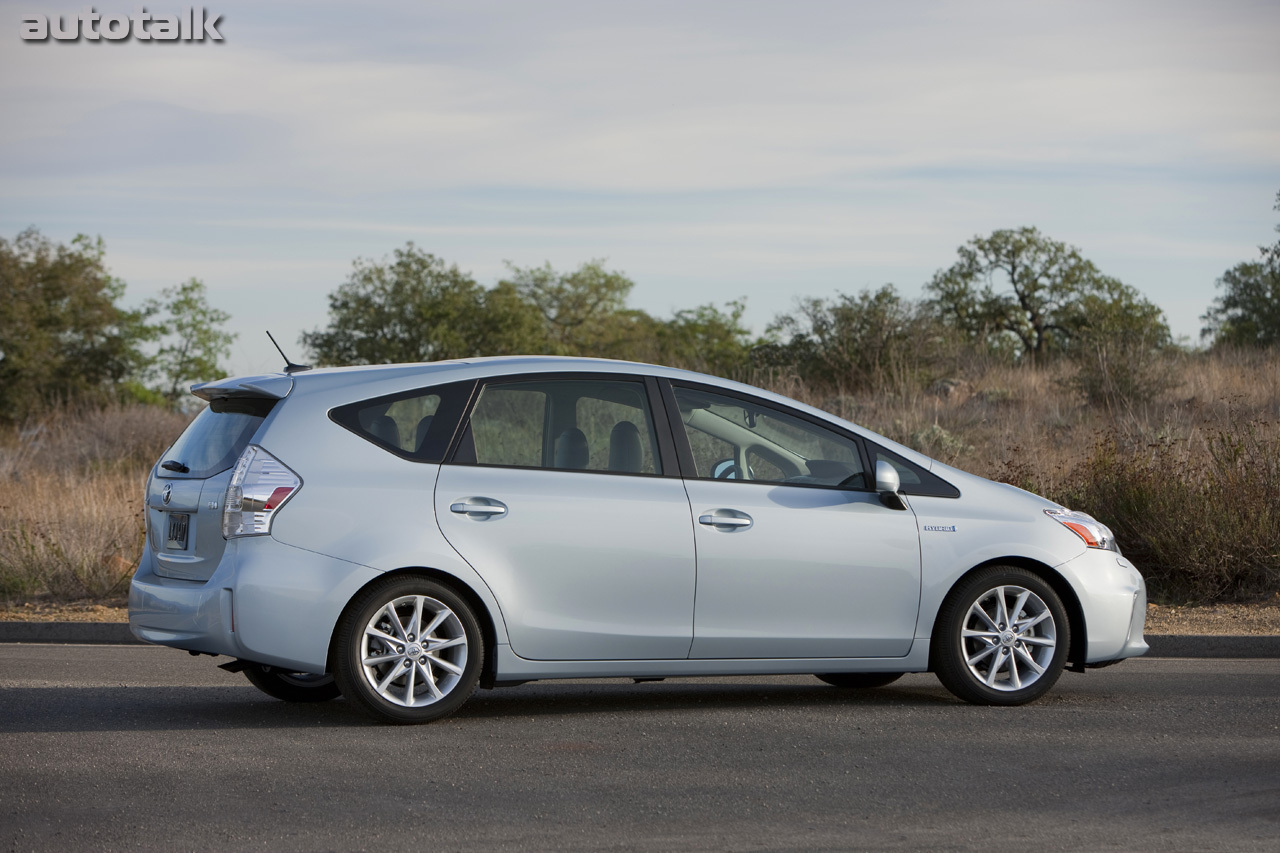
[456,378,662,475]
[672,385,866,489]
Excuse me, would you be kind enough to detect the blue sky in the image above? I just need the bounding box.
[3,0,1278,375]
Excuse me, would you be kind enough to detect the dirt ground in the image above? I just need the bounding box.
[2,597,1278,635]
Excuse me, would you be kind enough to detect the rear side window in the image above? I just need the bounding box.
[330,380,474,463]
[452,378,662,475]
[161,397,275,479]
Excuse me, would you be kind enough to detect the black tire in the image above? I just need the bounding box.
[242,664,340,703]
[815,672,904,689]
[333,575,484,725]
[932,566,1070,706]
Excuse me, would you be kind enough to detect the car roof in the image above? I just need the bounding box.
[194,355,939,471]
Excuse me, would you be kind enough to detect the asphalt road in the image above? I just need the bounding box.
[1,646,1277,852]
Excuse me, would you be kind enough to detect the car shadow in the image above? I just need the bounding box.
[0,677,968,733]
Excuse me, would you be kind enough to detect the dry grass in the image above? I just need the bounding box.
[0,404,189,601]
[1,349,1276,605]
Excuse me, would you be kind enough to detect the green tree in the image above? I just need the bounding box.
[651,299,756,378]
[500,260,637,356]
[0,228,153,422]
[927,227,1167,360]
[301,243,546,365]
[1201,190,1280,348]
[760,285,949,392]
[145,278,236,404]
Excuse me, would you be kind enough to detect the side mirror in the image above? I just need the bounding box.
[875,460,908,510]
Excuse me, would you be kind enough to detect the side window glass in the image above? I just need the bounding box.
[462,378,662,475]
[469,386,547,468]
[673,385,866,489]
[331,380,471,463]
[868,443,962,498]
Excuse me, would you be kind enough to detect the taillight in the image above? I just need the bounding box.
[222,446,301,538]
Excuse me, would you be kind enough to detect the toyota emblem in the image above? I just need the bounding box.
[162,483,173,505]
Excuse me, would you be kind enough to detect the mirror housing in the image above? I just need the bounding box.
[875,460,908,510]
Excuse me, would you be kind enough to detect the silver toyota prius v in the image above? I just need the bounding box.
[129,356,1148,723]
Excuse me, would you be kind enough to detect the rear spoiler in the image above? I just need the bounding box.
[190,374,294,402]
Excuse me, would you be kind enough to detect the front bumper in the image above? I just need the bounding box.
[129,535,381,673]
[1055,548,1148,663]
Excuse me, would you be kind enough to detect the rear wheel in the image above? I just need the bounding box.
[242,665,340,702]
[333,575,483,725]
[933,566,1069,706]
[815,672,903,689]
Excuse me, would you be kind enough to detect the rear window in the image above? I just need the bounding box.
[330,380,474,462]
[160,398,275,479]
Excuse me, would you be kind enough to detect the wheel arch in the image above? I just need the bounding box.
[326,566,501,688]
[931,556,1088,670]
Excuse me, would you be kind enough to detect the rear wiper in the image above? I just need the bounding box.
[161,460,189,473]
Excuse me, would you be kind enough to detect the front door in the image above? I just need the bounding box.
[670,384,922,659]
[435,376,696,661]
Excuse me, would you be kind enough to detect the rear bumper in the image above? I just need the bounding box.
[129,536,381,673]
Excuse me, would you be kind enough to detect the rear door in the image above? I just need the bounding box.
[435,375,696,661]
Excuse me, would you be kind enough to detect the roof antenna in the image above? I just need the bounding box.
[266,331,312,374]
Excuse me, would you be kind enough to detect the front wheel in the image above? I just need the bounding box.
[333,575,484,725]
[242,664,340,702]
[932,566,1070,706]
[815,672,904,689]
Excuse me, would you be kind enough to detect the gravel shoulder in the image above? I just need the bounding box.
[3,597,1279,634]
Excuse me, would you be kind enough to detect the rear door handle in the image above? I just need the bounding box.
[698,510,753,530]
[449,498,507,518]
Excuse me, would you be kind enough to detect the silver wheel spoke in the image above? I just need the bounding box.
[985,649,1007,686]
[994,587,1009,628]
[966,643,998,666]
[381,604,406,639]
[365,626,401,649]
[419,659,444,699]
[421,610,449,638]
[1020,635,1056,647]
[426,653,462,675]
[409,596,425,641]
[970,603,999,632]
[1010,590,1031,622]
[426,636,465,652]
[403,657,418,704]
[962,628,999,640]
[1017,611,1051,632]
[362,653,399,667]
[376,664,402,695]
[1007,648,1022,689]
[1014,646,1046,675]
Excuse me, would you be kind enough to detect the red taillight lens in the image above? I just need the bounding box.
[262,487,294,511]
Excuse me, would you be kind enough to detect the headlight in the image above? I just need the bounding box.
[1045,508,1119,552]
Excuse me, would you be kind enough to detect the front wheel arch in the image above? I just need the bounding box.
[931,557,1087,672]
[327,567,500,689]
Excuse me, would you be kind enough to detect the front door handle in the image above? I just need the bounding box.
[698,510,753,531]
[449,498,507,519]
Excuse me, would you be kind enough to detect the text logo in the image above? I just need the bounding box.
[21,7,223,42]
[923,524,957,533]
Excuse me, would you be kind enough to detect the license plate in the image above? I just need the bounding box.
[166,513,189,550]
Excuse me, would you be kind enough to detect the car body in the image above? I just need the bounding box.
[129,356,1148,722]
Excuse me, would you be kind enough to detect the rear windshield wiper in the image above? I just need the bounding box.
[161,460,190,473]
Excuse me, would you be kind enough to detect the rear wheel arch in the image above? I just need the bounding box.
[327,566,500,688]
[932,557,1087,670]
